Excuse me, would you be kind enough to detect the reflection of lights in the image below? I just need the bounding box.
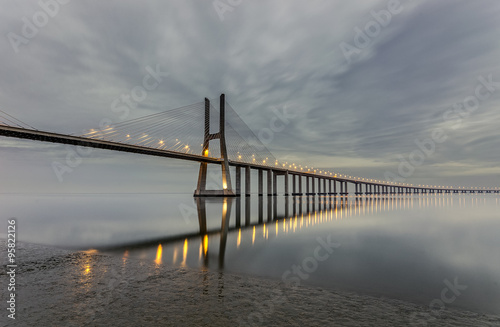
[237,229,242,248]
[173,247,178,264]
[123,250,129,265]
[263,224,266,237]
[203,235,208,256]
[155,244,163,265]
[182,239,188,266]
[84,265,91,275]
[252,226,256,245]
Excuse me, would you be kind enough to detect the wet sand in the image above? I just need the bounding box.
[1,241,499,327]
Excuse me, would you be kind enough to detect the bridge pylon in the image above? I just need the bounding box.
[194,94,236,197]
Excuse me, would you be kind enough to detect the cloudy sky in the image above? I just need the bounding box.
[1,0,499,193]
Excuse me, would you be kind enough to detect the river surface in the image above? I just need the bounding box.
[1,193,500,326]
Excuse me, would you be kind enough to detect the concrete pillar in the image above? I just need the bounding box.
[273,171,277,196]
[284,172,289,196]
[306,176,310,194]
[323,178,327,195]
[235,166,241,196]
[258,169,263,196]
[292,174,296,194]
[312,177,316,195]
[267,170,272,196]
[299,175,303,195]
[245,166,251,196]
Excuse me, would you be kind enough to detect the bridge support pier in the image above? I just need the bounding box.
[267,170,272,196]
[235,166,241,196]
[258,169,263,196]
[194,95,235,197]
[273,171,277,196]
[292,174,303,196]
[245,166,251,196]
[284,171,289,196]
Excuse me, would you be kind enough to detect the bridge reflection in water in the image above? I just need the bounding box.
[103,194,497,269]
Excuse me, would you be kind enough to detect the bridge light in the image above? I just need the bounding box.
[126,134,130,138]
[204,149,209,156]
[238,155,242,159]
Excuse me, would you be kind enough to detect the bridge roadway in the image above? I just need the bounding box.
[1,125,498,196]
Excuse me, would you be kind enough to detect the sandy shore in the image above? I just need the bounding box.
[1,241,499,327]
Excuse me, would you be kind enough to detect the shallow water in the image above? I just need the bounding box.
[1,193,500,326]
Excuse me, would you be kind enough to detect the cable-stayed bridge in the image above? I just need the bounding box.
[1,94,498,196]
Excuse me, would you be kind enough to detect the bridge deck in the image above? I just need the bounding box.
[1,125,498,194]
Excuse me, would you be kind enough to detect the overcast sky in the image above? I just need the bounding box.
[1,0,499,193]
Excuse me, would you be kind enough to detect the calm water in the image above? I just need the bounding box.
[1,193,500,325]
